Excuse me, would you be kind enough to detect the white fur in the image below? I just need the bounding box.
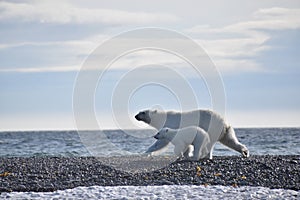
[135,109,249,158]
[154,127,210,160]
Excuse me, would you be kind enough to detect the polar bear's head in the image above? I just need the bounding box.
[135,110,154,124]
[135,109,167,129]
[153,127,168,139]
[153,128,176,141]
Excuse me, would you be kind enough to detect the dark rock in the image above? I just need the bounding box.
[154,179,175,185]
[0,155,299,193]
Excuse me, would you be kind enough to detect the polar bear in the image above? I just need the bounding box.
[135,109,249,159]
[154,127,210,160]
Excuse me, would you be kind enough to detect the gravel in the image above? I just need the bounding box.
[0,155,299,193]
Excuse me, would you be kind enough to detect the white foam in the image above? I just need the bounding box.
[1,185,299,199]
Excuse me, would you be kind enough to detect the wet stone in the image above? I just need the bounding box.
[0,155,299,192]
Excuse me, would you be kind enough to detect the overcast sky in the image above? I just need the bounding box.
[0,0,299,130]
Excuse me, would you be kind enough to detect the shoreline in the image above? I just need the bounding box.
[0,155,299,192]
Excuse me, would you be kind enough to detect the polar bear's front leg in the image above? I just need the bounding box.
[191,133,210,160]
[145,139,170,155]
[173,142,187,158]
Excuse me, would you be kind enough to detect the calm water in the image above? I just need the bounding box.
[0,128,299,157]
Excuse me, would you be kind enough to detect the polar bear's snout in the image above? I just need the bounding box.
[135,114,141,120]
[135,111,151,124]
[135,111,145,121]
[153,131,162,139]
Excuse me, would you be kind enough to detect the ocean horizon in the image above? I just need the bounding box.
[1,127,299,157]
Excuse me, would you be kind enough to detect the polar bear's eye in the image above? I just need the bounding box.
[166,129,168,133]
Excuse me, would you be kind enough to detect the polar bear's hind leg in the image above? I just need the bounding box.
[183,145,194,158]
[219,126,249,157]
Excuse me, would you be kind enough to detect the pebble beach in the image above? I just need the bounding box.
[0,155,299,193]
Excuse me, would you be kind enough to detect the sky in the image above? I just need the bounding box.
[0,0,300,130]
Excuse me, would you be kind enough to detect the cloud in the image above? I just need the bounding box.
[1,5,299,75]
[0,35,185,74]
[188,7,300,34]
[252,7,300,30]
[0,33,108,58]
[186,7,300,74]
[0,65,79,73]
[0,1,178,25]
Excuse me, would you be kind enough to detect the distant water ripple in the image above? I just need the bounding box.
[0,128,299,157]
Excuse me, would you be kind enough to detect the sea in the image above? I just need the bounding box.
[0,128,299,199]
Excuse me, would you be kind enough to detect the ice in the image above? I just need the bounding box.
[1,185,299,200]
